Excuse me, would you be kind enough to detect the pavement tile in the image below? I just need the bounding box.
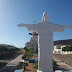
[57,62,65,65]
[59,65,70,69]
[54,57,72,72]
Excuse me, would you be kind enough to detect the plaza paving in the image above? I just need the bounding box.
[0,54,23,72]
[54,54,72,72]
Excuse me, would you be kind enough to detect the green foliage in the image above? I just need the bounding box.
[24,47,34,58]
[53,59,57,71]
[28,48,34,58]
[35,60,38,69]
[24,47,29,54]
[22,54,27,59]
[0,44,20,57]
[17,62,24,69]
[24,47,28,50]
[70,46,72,52]
[62,47,66,51]
[62,46,72,52]
[29,48,34,53]
[22,48,34,59]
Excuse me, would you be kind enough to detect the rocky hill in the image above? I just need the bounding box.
[54,39,72,45]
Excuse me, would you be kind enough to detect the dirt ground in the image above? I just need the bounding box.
[25,54,72,72]
[0,54,20,70]
[25,62,36,72]
[53,54,72,67]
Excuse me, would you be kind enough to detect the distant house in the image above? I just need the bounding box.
[53,45,72,54]
[53,39,72,54]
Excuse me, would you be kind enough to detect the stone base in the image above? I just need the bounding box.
[37,70,43,72]
[37,70,62,72]
[37,70,53,72]
[55,70,62,72]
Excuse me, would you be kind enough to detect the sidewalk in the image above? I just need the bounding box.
[54,57,72,72]
[0,54,23,72]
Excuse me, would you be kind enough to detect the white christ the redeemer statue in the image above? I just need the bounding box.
[17,12,72,72]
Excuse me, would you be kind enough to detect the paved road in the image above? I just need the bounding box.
[0,54,23,72]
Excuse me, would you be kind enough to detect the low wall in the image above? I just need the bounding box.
[61,51,72,54]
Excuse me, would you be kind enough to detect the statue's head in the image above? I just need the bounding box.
[42,12,49,22]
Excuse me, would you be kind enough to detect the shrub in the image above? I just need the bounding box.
[62,46,72,52]
[35,60,38,69]
[53,59,57,71]
[22,54,26,59]
[17,62,24,69]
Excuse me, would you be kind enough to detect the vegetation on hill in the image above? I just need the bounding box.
[0,44,20,57]
[54,39,72,45]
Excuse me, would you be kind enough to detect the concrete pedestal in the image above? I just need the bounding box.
[38,33,54,72]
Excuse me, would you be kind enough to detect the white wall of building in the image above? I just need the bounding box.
[53,45,72,54]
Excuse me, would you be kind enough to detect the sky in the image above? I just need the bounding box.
[0,0,72,48]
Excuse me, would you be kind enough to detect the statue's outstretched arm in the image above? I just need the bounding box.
[17,23,36,32]
[17,23,33,27]
[53,23,72,32]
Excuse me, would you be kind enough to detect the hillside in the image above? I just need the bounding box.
[54,39,72,45]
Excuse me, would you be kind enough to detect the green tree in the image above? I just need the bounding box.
[24,47,29,54]
[69,46,72,52]
[62,47,66,52]
[0,44,20,57]
[62,46,72,54]
[28,48,34,57]
[22,54,27,59]
[66,46,70,52]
